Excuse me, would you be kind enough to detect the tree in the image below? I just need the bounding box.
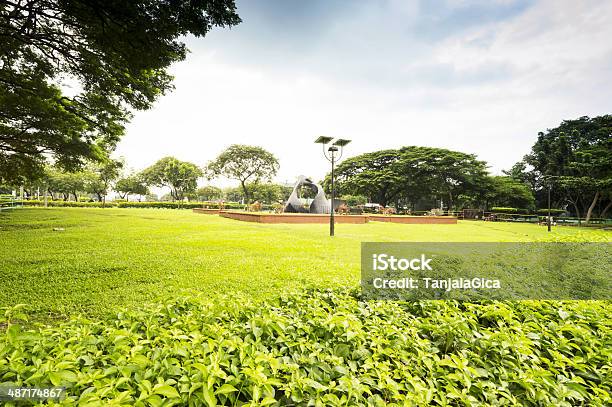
[0,1,240,182]
[329,147,488,210]
[44,167,86,201]
[141,157,202,201]
[483,176,535,210]
[85,159,123,204]
[248,182,291,204]
[206,145,279,203]
[115,174,148,201]
[223,186,244,203]
[397,146,489,211]
[523,115,612,222]
[193,185,223,202]
[327,150,405,207]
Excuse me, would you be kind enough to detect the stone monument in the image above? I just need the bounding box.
[284,175,331,214]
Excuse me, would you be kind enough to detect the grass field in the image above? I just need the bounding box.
[0,208,610,405]
[1,207,609,318]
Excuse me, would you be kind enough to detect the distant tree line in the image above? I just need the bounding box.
[6,144,286,205]
[325,146,535,212]
[326,115,610,222]
[2,110,609,221]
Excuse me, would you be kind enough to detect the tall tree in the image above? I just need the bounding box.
[115,174,148,201]
[398,146,489,211]
[330,147,488,210]
[85,159,123,204]
[328,150,405,207]
[0,0,240,181]
[193,185,223,201]
[44,167,86,201]
[482,176,535,210]
[206,145,279,203]
[523,115,612,222]
[141,157,202,201]
[248,182,291,204]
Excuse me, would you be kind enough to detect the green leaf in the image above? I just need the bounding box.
[215,384,238,395]
[153,384,180,399]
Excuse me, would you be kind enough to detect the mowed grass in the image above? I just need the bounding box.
[0,208,609,319]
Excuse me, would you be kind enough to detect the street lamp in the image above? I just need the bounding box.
[314,137,352,236]
[543,175,559,232]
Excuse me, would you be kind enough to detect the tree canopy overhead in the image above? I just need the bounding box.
[0,0,240,183]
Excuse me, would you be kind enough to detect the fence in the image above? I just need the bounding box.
[0,194,21,210]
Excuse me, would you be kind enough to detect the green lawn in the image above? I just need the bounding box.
[0,208,609,318]
[1,208,610,405]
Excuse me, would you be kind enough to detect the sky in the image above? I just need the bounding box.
[115,0,612,189]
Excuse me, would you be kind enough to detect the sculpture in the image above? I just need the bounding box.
[284,175,331,214]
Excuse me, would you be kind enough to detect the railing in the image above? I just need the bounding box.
[0,194,21,210]
[554,217,612,225]
[464,210,611,225]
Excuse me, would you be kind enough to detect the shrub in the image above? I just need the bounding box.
[116,201,203,209]
[19,201,252,210]
[22,200,113,208]
[1,289,609,405]
[491,207,530,214]
[340,195,367,206]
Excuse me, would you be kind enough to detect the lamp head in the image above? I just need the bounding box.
[332,139,352,147]
[314,136,333,144]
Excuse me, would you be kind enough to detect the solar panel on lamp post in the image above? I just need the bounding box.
[314,137,352,236]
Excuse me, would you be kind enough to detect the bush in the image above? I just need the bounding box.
[1,289,609,405]
[491,207,530,214]
[20,201,252,210]
[116,201,204,209]
[340,195,367,206]
[22,200,113,208]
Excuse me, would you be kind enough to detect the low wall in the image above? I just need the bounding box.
[219,211,369,224]
[369,215,457,224]
[192,208,221,215]
[194,209,457,225]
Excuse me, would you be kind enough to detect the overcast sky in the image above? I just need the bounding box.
[115,0,612,188]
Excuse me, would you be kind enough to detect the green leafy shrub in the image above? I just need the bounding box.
[491,207,527,214]
[19,201,252,210]
[117,201,204,209]
[1,289,610,406]
[22,200,114,208]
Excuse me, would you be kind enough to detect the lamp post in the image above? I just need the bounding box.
[314,137,351,236]
[544,175,558,232]
[547,180,552,232]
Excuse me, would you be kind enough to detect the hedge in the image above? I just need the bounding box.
[490,207,530,214]
[22,200,112,208]
[19,201,248,210]
[1,289,610,405]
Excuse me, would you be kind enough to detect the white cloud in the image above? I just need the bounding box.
[115,0,612,190]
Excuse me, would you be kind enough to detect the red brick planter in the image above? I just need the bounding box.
[218,211,369,224]
[368,215,457,224]
[192,208,221,215]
